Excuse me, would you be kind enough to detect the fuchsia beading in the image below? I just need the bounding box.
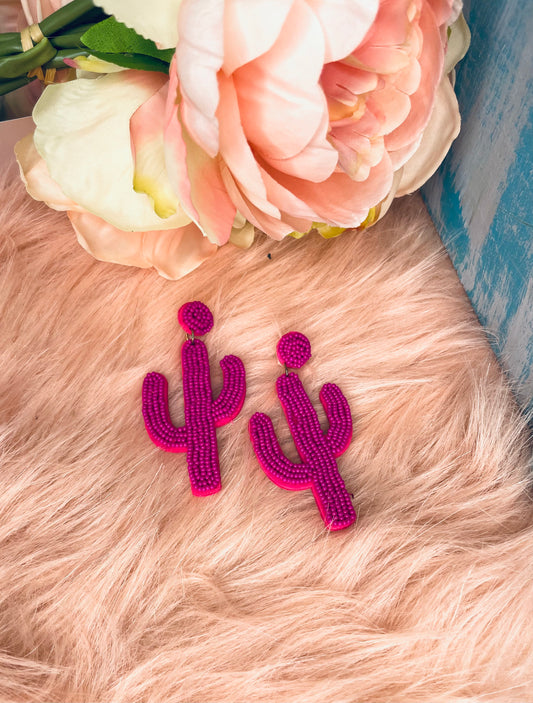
[142,310,355,530]
[142,302,246,495]
[249,332,356,530]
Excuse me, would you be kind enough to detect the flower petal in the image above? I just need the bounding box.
[376,167,404,222]
[217,73,280,217]
[222,0,294,75]
[17,120,218,280]
[365,84,412,135]
[258,164,318,219]
[426,0,454,27]
[384,2,444,152]
[355,0,414,51]
[220,165,295,240]
[233,0,327,160]
[261,106,338,182]
[444,12,471,74]
[396,76,460,196]
[33,70,191,232]
[306,0,379,62]
[229,218,255,249]
[15,133,80,211]
[272,152,394,227]
[387,133,422,170]
[92,0,181,48]
[328,124,385,181]
[448,0,464,24]
[321,63,379,105]
[131,81,182,219]
[164,63,237,245]
[69,211,217,280]
[176,0,224,156]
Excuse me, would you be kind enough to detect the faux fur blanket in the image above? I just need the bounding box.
[1,178,532,702]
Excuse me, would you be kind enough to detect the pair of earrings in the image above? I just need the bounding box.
[142,302,356,530]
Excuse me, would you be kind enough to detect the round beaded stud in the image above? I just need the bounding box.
[277,331,312,369]
[178,301,214,337]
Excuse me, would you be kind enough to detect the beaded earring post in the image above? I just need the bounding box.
[142,301,246,496]
[249,332,356,530]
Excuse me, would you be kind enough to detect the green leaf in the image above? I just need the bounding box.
[81,17,174,65]
[89,50,170,74]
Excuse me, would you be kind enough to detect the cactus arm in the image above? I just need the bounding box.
[142,372,188,451]
[320,383,353,457]
[213,355,246,427]
[249,412,312,490]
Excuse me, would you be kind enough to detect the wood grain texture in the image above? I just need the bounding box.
[423,0,533,415]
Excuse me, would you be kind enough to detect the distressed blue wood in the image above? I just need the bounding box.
[423,0,533,416]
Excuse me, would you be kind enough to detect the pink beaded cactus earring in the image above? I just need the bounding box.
[249,332,356,530]
[142,301,246,496]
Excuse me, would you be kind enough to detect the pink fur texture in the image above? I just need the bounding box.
[0,177,532,702]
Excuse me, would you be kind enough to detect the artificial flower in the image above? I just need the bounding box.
[127,0,459,244]
[14,70,219,279]
[15,49,251,277]
[15,0,468,278]
[15,131,219,278]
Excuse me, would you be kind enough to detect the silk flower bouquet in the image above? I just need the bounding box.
[4,0,470,279]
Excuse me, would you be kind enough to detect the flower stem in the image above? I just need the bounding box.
[40,0,99,37]
[0,2,106,57]
[0,34,22,58]
[0,38,56,79]
[0,75,36,96]
[49,25,96,50]
[0,0,111,95]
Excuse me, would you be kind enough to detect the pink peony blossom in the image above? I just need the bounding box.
[17,0,466,279]
[131,0,455,245]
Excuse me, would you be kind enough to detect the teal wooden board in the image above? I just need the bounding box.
[423,0,533,415]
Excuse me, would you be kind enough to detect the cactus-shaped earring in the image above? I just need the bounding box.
[142,301,246,496]
[249,332,356,530]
